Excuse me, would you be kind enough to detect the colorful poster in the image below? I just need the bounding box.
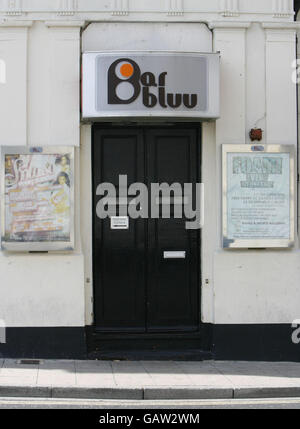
[4,152,72,243]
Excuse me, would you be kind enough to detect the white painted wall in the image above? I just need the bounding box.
[209,20,300,324]
[82,22,212,53]
[0,23,30,146]
[0,253,85,327]
[28,21,82,147]
[214,251,300,324]
[0,18,85,328]
[0,0,295,22]
[80,124,93,325]
[0,1,299,329]
[297,13,300,248]
[246,23,267,145]
[201,122,217,323]
[264,23,298,145]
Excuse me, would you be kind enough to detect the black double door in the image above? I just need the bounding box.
[93,125,200,334]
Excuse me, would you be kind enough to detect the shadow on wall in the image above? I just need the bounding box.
[295,0,300,19]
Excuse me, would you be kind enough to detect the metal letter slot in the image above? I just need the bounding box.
[110,216,129,230]
[163,251,186,259]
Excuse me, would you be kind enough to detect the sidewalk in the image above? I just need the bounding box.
[1,359,300,400]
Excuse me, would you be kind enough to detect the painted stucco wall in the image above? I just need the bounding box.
[0,9,85,327]
[0,0,299,328]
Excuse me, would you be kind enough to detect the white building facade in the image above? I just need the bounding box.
[0,0,299,360]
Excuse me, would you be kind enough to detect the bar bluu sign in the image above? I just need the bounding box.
[82,52,220,119]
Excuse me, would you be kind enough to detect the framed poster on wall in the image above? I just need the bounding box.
[222,144,295,249]
[1,147,75,251]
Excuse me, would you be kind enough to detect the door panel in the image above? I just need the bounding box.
[93,129,146,332]
[93,126,200,334]
[146,129,199,332]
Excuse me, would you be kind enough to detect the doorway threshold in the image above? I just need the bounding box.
[86,327,213,361]
[87,349,213,361]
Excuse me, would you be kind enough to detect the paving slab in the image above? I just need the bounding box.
[212,361,300,388]
[1,359,39,376]
[175,361,233,388]
[274,363,300,380]
[75,361,115,387]
[37,360,76,387]
[112,361,155,387]
[0,360,38,384]
[141,361,193,386]
[0,377,41,385]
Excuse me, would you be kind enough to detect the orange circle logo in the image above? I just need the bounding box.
[120,63,134,78]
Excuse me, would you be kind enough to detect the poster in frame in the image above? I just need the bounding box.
[222,144,295,249]
[1,146,75,252]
